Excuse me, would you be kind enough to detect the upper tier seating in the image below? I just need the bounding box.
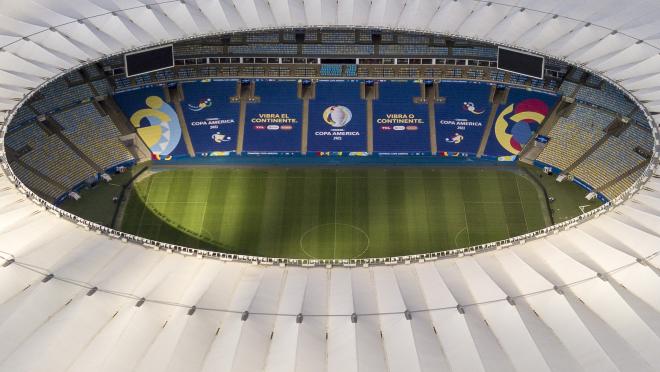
[30,78,94,114]
[229,44,298,55]
[302,44,374,55]
[321,32,355,44]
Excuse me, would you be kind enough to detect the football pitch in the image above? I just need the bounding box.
[120,166,553,259]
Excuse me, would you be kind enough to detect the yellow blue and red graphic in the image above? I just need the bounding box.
[493,98,550,155]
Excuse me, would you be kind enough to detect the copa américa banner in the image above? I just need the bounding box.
[308,81,367,153]
[181,80,240,154]
[435,81,492,156]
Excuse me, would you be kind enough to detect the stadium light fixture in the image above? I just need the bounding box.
[404,310,412,320]
[296,313,303,324]
[456,305,465,315]
[187,306,196,316]
[351,313,358,323]
[42,273,54,283]
[86,287,98,296]
[241,311,249,321]
[135,297,146,307]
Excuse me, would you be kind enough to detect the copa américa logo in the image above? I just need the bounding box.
[463,101,485,115]
[212,132,231,143]
[445,133,464,144]
[188,98,212,112]
[323,106,352,128]
[495,98,549,155]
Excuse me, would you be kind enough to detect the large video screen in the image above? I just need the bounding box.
[497,47,544,79]
[124,45,174,77]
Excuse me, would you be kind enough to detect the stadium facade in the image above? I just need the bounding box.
[0,1,659,371]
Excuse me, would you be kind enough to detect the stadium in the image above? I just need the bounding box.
[0,0,659,371]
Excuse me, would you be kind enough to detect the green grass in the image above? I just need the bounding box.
[120,166,557,259]
[58,163,149,226]
[518,163,603,223]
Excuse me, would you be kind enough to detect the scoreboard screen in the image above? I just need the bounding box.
[124,45,174,77]
[497,47,544,79]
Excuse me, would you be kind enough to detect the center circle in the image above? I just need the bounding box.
[299,223,370,259]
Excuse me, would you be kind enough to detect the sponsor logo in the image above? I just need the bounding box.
[254,125,266,130]
[381,126,392,131]
[494,98,549,155]
[267,125,280,130]
[463,101,485,115]
[280,125,293,131]
[188,98,212,112]
[445,133,464,144]
[212,132,232,143]
[323,105,352,128]
[406,126,418,131]
[393,125,405,131]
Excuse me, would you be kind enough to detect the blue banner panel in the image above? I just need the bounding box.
[373,81,430,155]
[435,81,492,156]
[308,81,367,154]
[113,86,188,159]
[181,80,240,154]
[244,81,302,154]
[484,87,559,157]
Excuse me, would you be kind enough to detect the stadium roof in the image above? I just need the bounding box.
[0,1,659,371]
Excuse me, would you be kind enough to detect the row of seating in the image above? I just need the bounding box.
[8,161,66,199]
[302,44,374,55]
[30,78,94,114]
[571,124,652,189]
[379,45,448,55]
[452,47,497,59]
[320,32,356,44]
[537,104,614,170]
[600,164,647,199]
[228,44,298,55]
[52,103,134,171]
[16,125,96,190]
[575,84,636,116]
